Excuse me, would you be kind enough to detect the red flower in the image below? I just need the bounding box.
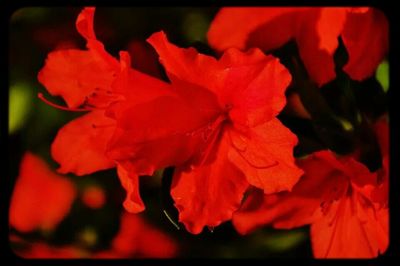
[9,152,77,233]
[106,31,303,234]
[38,7,173,213]
[81,185,106,209]
[11,212,178,259]
[14,242,84,259]
[233,150,388,258]
[37,7,120,176]
[108,212,178,258]
[208,7,388,86]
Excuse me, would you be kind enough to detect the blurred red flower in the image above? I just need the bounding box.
[208,7,388,86]
[107,212,178,258]
[9,152,77,233]
[233,149,388,258]
[106,31,303,234]
[81,185,106,209]
[12,212,178,259]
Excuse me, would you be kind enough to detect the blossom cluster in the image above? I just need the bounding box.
[15,7,388,258]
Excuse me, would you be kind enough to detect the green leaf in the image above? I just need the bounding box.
[9,83,33,134]
[376,60,389,93]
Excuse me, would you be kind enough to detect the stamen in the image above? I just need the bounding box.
[38,93,94,112]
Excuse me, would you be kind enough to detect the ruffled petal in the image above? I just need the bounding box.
[147,31,224,95]
[228,118,303,193]
[171,131,248,234]
[224,51,292,127]
[51,111,116,176]
[38,7,119,108]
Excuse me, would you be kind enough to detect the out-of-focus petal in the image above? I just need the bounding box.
[207,7,302,52]
[342,8,389,81]
[9,153,77,232]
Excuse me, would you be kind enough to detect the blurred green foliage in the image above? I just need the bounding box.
[376,60,389,93]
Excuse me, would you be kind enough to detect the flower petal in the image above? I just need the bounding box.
[224,52,292,127]
[342,8,389,81]
[232,151,345,234]
[171,131,248,234]
[38,7,119,108]
[228,118,303,193]
[9,153,77,232]
[106,90,218,176]
[311,192,388,258]
[51,111,116,176]
[147,31,224,95]
[116,165,145,213]
[207,7,301,52]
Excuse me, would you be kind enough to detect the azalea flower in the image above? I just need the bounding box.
[38,7,173,213]
[208,7,388,86]
[232,148,388,258]
[9,152,77,233]
[106,31,303,234]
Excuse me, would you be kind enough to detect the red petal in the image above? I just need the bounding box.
[112,212,177,258]
[295,8,346,86]
[207,7,301,52]
[9,153,77,232]
[107,79,220,176]
[208,7,349,86]
[116,164,145,213]
[342,8,389,81]
[38,49,118,108]
[76,7,96,40]
[171,131,249,234]
[223,51,292,127]
[38,7,119,108]
[311,192,388,258]
[147,31,224,95]
[51,111,115,176]
[149,31,292,127]
[228,118,303,193]
[232,150,347,234]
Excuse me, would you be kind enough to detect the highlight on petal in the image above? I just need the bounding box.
[51,111,116,176]
[171,131,249,234]
[228,118,303,194]
[116,164,145,213]
[224,52,292,127]
[9,152,77,232]
[342,8,389,81]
